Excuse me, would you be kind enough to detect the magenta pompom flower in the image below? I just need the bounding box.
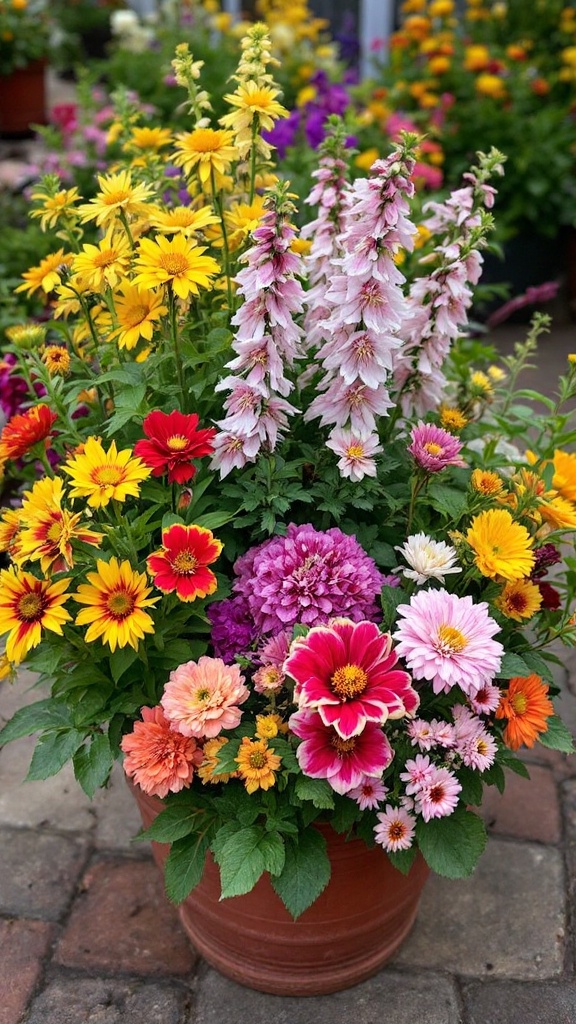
[392,588,503,697]
[285,618,419,739]
[289,709,394,795]
[408,421,465,473]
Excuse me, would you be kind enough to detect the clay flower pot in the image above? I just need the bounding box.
[131,783,430,996]
[0,59,48,138]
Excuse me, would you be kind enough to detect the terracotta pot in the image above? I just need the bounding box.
[0,60,47,138]
[131,783,430,996]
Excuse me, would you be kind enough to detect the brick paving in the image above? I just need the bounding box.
[1,70,576,1024]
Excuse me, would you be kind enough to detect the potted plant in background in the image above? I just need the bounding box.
[0,25,575,997]
[0,0,51,137]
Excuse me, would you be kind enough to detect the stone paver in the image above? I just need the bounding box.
[0,918,53,1024]
[462,981,576,1024]
[24,976,189,1024]
[394,839,566,979]
[0,827,89,921]
[479,764,561,843]
[55,858,197,976]
[192,968,462,1024]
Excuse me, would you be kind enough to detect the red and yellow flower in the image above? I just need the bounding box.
[73,557,158,652]
[147,524,223,602]
[133,409,216,484]
[0,405,57,462]
[0,567,72,665]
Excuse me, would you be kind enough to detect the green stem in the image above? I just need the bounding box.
[169,287,188,413]
[249,120,258,204]
[211,167,234,312]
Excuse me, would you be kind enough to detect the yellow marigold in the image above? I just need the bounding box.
[552,449,576,503]
[42,345,71,376]
[466,508,535,580]
[255,713,288,740]
[470,469,505,496]
[494,579,542,622]
[428,55,451,74]
[475,74,506,100]
[439,406,468,431]
[463,44,491,71]
[235,736,281,794]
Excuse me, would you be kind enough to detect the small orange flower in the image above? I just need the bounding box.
[0,405,57,462]
[496,674,553,750]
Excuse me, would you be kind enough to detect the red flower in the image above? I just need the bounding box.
[133,410,216,484]
[538,582,561,611]
[0,405,57,462]
[147,523,223,602]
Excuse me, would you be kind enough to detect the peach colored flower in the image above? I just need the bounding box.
[161,656,249,738]
[120,705,203,798]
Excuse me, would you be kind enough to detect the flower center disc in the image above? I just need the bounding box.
[249,751,267,769]
[160,255,189,276]
[107,591,135,618]
[105,190,130,205]
[435,623,468,654]
[17,593,44,621]
[172,551,198,574]
[331,735,357,756]
[331,663,368,699]
[167,434,189,451]
[424,442,443,456]
[510,692,528,715]
[93,465,124,486]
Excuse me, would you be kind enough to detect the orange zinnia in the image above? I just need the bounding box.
[0,405,57,462]
[496,674,553,750]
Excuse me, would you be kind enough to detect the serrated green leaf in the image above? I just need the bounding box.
[0,699,72,746]
[427,484,467,522]
[497,652,531,679]
[416,808,487,878]
[26,729,86,781]
[272,828,331,919]
[538,714,575,753]
[73,733,114,798]
[380,586,409,631]
[214,825,268,898]
[387,846,418,875]
[137,802,207,843]
[457,766,484,806]
[258,831,285,877]
[109,645,139,684]
[164,833,210,904]
[294,776,335,810]
[519,649,555,684]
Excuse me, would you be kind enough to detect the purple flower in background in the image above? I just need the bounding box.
[263,109,300,160]
[207,595,257,664]
[531,543,562,580]
[0,355,29,420]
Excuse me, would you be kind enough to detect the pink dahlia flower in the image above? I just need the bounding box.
[289,709,394,795]
[233,523,385,635]
[392,588,503,697]
[120,705,203,798]
[285,619,419,739]
[408,422,466,473]
[413,764,461,821]
[161,656,249,738]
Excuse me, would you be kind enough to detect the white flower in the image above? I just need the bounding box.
[395,533,462,585]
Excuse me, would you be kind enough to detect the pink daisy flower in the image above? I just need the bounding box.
[399,753,435,795]
[468,682,502,715]
[285,618,419,739]
[348,776,389,810]
[374,805,416,852]
[414,764,461,821]
[161,656,249,738]
[392,588,503,697]
[289,709,394,795]
[408,422,466,473]
[120,705,203,799]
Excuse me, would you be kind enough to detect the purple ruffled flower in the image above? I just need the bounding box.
[207,595,258,664]
[232,523,384,635]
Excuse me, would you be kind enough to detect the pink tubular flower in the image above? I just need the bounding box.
[407,422,465,473]
[374,804,416,852]
[392,588,503,697]
[413,764,461,821]
[120,705,203,798]
[161,656,249,738]
[285,619,419,739]
[348,776,389,810]
[289,709,394,795]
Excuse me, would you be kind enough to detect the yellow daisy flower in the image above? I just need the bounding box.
[41,345,71,376]
[147,205,219,236]
[470,468,505,497]
[17,476,102,575]
[552,449,576,503]
[0,567,72,666]
[173,128,238,185]
[73,557,158,652]
[197,737,238,784]
[15,249,74,297]
[29,185,80,231]
[466,508,535,581]
[538,494,576,531]
[71,227,132,291]
[62,436,151,508]
[235,736,282,794]
[77,170,155,227]
[221,80,288,140]
[494,579,542,622]
[132,234,219,300]
[439,406,468,432]
[109,281,168,350]
[123,126,173,154]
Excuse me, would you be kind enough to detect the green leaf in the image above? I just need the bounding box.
[387,846,418,876]
[73,733,114,798]
[214,825,269,898]
[164,832,210,904]
[109,645,139,684]
[380,586,409,631]
[427,483,467,522]
[271,828,331,919]
[497,652,531,679]
[137,802,208,843]
[456,766,484,806]
[194,510,236,531]
[0,699,72,746]
[538,714,575,753]
[26,729,86,781]
[416,808,487,878]
[519,649,556,684]
[258,831,285,877]
[294,776,335,810]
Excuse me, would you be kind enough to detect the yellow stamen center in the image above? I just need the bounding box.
[93,250,117,268]
[172,550,198,574]
[249,751,267,769]
[107,591,135,618]
[435,624,468,654]
[160,254,189,276]
[331,735,357,756]
[125,304,149,327]
[167,434,189,451]
[510,693,528,715]
[196,687,211,703]
[331,663,368,699]
[424,442,443,456]
[47,522,63,543]
[17,593,43,621]
[104,190,130,205]
[346,444,365,459]
[93,465,124,487]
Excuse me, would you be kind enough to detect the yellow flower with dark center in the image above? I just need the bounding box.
[77,170,155,227]
[73,557,158,652]
[466,508,535,580]
[62,436,151,508]
[0,567,72,665]
[72,228,132,291]
[494,579,542,622]
[132,234,219,300]
[109,281,167,351]
[29,186,80,231]
[0,507,22,559]
[41,344,71,376]
[235,736,282,794]
[148,205,219,236]
[15,249,74,297]
[470,468,505,496]
[17,476,102,574]
[173,128,238,185]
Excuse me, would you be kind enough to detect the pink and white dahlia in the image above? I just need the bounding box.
[413,764,462,821]
[408,422,465,473]
[374,804,416,852]
[325,428,383,482]
[392,588,503,696]
[289,709,394,795]
[285,618,419,739]
[161,656,249,738]
[233,523,385,635]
